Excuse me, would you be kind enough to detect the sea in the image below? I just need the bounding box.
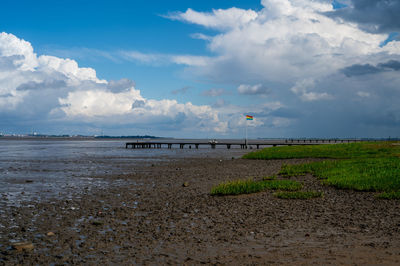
[0,138,250,207]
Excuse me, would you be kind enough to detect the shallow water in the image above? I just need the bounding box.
[0,139,249,206]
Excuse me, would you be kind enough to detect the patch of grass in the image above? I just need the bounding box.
[280,157,400,192]
[376,191,400,199]
[243,142,400,160]
[210,179,302,196]
[274,191,323,199]
[242,142,400,197]
[210,179,264,196]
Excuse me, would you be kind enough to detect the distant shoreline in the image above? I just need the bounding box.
[0,135,162,141]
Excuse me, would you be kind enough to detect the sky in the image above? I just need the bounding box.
[0,0,399,138]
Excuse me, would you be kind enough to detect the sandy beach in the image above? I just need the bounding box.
[1,156,400,265]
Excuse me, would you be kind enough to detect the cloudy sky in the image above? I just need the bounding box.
[0,0,399,138]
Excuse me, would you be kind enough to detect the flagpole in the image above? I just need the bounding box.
[245,118,248,149]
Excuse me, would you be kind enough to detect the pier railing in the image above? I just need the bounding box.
[126,139,364,149]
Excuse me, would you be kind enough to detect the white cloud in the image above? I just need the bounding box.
[59,88,142,117]
[166,7,258,30]
[190,33,212,41]
[120,50,211,67]
[0,32,38,70]
[0,32,231,135]
[170,55,209,66]
[38,55,106,84]
[120,50,168,64]
[290,79,333,101]
[161,0,400,138]
[168,0,400,85]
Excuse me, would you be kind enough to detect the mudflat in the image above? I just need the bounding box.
[1,157,400,265]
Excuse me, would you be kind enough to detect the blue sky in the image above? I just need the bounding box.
[0,0,400,138]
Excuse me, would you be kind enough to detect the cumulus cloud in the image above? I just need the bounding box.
[0,32,228,135]
[170,0,399,83]
[161,0,400,137]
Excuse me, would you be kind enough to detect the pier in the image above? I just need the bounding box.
[125,139,363,149]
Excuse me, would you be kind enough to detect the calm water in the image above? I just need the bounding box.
[0,139,249,206]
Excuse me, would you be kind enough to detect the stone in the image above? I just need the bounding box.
[47,232,55,236]
[12,242,34,252]
[92,220,103,226]
[182,182,189,187]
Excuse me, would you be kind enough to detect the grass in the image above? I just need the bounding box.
[279,156,400,191]
[244,141,400,196]
[243,142,400,160]
[274,191,323,199]
[210,179,302,196]
[376,191,400,199]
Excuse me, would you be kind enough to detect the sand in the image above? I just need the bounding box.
[1,157,400,265]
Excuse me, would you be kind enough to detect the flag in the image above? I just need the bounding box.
[246,115,253,120]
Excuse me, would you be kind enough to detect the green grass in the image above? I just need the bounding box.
[274,191,323,199]
[280,157,400,191]
[243,142,400,160]
[376,191,400,199]
[243,142,400,195]
[210,179,302,196]
[212,142,400,198]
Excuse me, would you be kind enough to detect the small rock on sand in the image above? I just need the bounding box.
[12,242,34,252]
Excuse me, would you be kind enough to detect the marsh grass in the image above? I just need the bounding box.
[210,179,302,196]
[376,191,400,199]
[243,142,400,160]
[280,157,400,191]
[245,141,400,194]
[274,191,323,199]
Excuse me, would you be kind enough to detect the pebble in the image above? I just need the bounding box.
[92,220,103,226]
[12,242,34,252]
[182,182,189,187]
[47,232,55,236]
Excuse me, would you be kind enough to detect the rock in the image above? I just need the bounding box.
[25,180,33,183]
[47,232,55,236]
[12,242,34,252]
[182,182,189,187]
[92,220,103,226]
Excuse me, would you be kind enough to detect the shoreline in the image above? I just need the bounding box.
[1,156,400,264]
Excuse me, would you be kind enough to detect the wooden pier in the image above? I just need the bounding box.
[125,139,362,149]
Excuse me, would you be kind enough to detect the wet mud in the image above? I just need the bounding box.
[1,157,400,265]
